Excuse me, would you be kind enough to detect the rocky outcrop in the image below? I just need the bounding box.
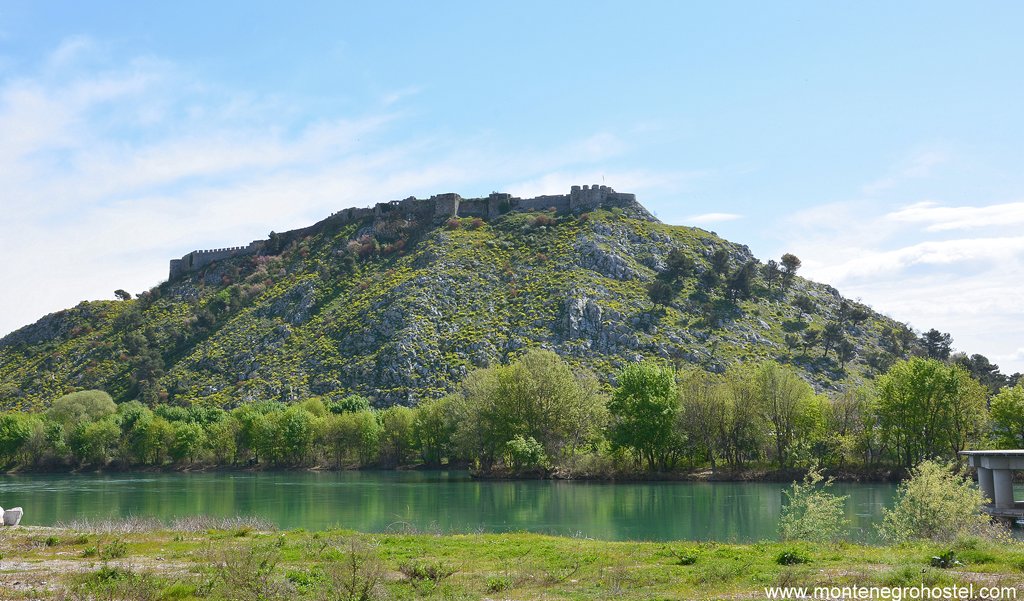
[0,193,916,409]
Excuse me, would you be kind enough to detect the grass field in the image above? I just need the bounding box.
[1,521,1023,600]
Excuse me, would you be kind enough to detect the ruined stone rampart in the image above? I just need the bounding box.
[168,185,639,280]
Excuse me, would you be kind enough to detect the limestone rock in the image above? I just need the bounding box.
[3,507,22,526]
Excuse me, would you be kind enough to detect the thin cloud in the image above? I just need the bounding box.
[0,38,688,340]
[807,236,1024,283]
[887,200,1024,231]
[47,35,96,68]
[862,148,949,195]
[381,85,422,106]
[777,161,1024,373]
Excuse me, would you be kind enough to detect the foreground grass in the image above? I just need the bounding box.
[0,524,1022,600]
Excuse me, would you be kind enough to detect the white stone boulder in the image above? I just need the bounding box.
[3,507,22,526]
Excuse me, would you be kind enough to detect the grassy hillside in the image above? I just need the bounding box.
[0,202,918,410]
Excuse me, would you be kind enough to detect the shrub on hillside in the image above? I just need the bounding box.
[531,214,557,228]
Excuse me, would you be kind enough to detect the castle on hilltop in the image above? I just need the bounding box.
[169,185,638,280]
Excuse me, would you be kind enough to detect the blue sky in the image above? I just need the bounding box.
[2,2,1024,372]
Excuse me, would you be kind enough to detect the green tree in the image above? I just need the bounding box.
[953,353,1008,394]
[780,253,801,288]
[296,397,329,418]
[878,460,990,542]
[607,361,682,471]
[328,394,372,414]
[749,362,819,469]
[719,369,765,468]
[320,411,381,467]
[779,465,850,542]
[761,259,781,290]
[117,401,155,464]
[0,413,33,465]
[412,396,456,467]
[920,329,953,360]
[664,248,695,281]
[453,350,606,470]
[67,417,121,465]
[801,328,820,355]
[725,260,757,300]
[145,416,176,464]
[378,406,416,467]
[171,421,206,463]
[990,382,1024,447]
[47,390,117,426]
[647,280,675,307]
[252,411,282,464]
[277,406,316,465]
[876,358,987,468]
[824,385,878,468]
[821,322,844,359]
[677,369,725,471]
[206,416,240,464]
[710,249,731,276]
[503,435,547,471]
[232,403,278,463]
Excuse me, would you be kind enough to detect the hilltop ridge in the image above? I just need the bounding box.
[0,187,918,409]
[169,185,647,279]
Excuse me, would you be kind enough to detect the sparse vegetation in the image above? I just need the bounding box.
[878,459,994,543]
[779,465,850,542]
[1,525,1020,600]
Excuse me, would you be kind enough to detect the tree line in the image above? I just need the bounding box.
[0,349,1019,475]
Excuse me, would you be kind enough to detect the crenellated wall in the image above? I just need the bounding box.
[168,186,640,280]
[168,242,265,280]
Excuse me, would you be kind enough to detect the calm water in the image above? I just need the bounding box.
[0,471,905,542]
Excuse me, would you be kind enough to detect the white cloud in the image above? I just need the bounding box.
[811,236,1024,282]
[886,200,1024,231]
[0,39,691,341]
[994,347,1024,365]
[777,166,1024,373]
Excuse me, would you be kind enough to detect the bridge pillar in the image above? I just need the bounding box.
[977,467,995,504]
[992,468,1015,509]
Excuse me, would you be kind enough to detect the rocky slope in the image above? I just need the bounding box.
[0,193,918,410]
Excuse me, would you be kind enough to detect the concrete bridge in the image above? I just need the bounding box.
[961,450,1024,519]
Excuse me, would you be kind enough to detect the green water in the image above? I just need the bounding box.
[0,471,899,542]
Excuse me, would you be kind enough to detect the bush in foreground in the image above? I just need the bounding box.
[878,459,992,543]
[779,465,850,542]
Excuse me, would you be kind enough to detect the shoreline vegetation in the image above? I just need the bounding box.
[1,523,1022,600]
[1,349,1021,483]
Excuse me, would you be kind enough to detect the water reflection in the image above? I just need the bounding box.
[0,471,904,542]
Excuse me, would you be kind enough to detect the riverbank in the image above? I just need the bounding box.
[1,525,1022,600]
[3,461,910,483]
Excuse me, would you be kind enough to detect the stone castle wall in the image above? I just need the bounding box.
[168,185,638,280]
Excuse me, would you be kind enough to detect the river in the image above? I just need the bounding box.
[0,471,912,542]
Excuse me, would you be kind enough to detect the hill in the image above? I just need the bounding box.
[0,186,919,410]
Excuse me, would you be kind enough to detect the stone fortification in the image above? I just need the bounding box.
[168,185,638,280]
